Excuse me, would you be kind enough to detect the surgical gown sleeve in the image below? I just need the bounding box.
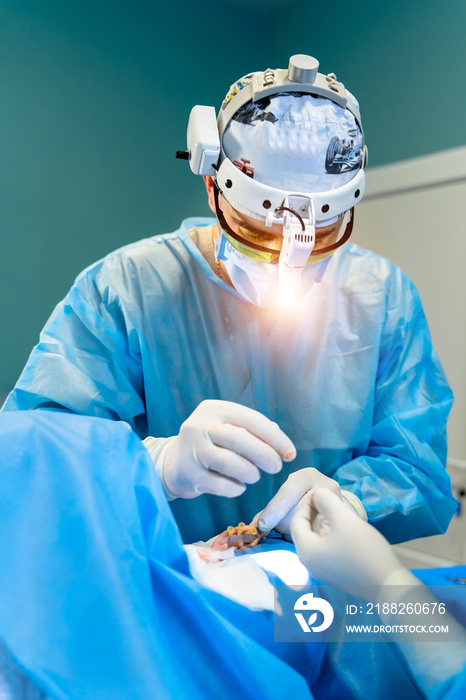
[2,254,147,432]
[332,269,456,543]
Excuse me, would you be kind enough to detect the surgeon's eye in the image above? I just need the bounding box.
[237,226,280,244]
[245,231,275,242]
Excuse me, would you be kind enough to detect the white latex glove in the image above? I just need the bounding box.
[290,487,404,588]
[255,467,342,537]
[143,400,296,500]
[292,489,466,694]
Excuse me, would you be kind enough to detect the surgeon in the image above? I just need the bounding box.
[2,54,457,545]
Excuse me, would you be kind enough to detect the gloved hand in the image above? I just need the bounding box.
[290,487,404,588]
[254,467,342,538]
[143,400,296,500]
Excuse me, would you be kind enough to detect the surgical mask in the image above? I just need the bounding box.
[214,230,331,309]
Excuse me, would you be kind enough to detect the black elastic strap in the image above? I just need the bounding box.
[274,206,306,231]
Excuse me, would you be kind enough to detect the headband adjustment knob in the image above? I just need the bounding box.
[288,55,319,84]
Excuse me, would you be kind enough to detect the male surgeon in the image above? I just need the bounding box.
[2,54,457,545]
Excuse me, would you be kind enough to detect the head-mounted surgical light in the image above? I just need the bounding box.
[176,54,367,303]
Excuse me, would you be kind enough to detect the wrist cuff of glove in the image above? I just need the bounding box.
[341,490,367,521]
[142,436,178,501]
[380,567,420,590]
[377,568,425,619]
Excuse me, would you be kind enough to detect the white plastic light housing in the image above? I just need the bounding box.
[186,105,220,176]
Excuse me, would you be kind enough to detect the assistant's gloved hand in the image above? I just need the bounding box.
[143,400,296,500]
[253,468,342,539]
[290,487,404,588]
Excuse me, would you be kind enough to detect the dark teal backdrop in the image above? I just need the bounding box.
[1,0,465,396]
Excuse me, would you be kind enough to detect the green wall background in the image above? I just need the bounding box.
[1,0,465,397]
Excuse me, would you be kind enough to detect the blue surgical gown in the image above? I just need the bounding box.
[2,217,457,544]
[0,411,428,700]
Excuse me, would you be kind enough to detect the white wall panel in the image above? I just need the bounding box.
[353,146,466,460]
